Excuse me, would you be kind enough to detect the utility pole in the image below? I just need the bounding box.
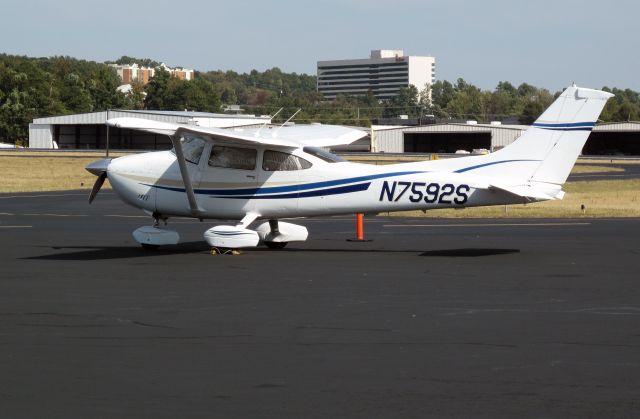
[106,109,110,157]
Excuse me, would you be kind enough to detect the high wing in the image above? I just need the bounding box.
[105,117,368,218]
[106,117,367,148]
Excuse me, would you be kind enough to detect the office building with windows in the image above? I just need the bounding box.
[317,50,435,100]
[110,63,194,85]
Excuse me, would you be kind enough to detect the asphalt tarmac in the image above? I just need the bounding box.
[568,162,640,181]
[1,191,639,418]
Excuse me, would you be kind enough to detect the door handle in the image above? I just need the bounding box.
[246,175,256,179]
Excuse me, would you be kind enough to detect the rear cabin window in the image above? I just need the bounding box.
[208,145,257,170]
[262,150,312,171]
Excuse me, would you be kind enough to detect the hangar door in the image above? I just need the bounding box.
[404,132,491,153]
[582,132,640,156]
[54,125,172,150]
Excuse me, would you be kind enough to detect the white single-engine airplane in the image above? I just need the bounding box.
[86,85,613,251]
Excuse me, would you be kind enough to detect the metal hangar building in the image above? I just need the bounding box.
[28,111,271,150]
[369,122,640,155]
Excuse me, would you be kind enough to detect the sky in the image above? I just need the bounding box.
[1,0,639,92]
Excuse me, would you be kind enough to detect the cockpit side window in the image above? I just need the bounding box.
[302,146,345,163]
[179,135,206,164]
[263,150,312,171]
[208,145,257,170]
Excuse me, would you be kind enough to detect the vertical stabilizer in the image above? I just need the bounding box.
[480,86,613,185]
[527,86,613,184]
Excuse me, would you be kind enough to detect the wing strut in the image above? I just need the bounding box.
[170,135,203,217]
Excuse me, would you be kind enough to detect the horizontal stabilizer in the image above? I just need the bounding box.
[489,183,560,201]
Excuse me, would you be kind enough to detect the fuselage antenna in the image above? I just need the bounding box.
[255,107,283,137]
[273,108,301,135]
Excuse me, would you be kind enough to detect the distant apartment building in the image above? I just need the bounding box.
[317,50,435,100]
[110,63,194,85]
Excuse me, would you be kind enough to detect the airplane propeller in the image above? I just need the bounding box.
[86,158,111,204]
[89,171,107,204]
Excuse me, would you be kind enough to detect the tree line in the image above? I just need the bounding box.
[1,53,639,144]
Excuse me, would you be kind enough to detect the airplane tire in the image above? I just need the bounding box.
[264,241,287,249]
[141,243,160,250]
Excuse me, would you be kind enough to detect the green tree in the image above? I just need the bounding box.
[221,86,237,104]
[0,58,64,142]
[58,73,92,113]
[87,65,127,111]
[384,85,419,117]
[430,80,456,118]
[0,88,30,142]
[488,81,518,119]
[144,68,171,109]
[112,56,160,68]
[518,89,554,124]
[123,80,147,110]
[444,81,486,121]
[600,87,640,122]
[143,70,221,112]
[520,100,545,124]
[517,83,537,98]
[183,78,221,112]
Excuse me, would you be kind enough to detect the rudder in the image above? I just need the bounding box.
[528,86,613,184]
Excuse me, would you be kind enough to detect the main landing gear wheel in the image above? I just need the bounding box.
[264,241,288,249]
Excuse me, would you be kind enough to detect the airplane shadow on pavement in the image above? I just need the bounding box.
[24,242,210,261]
[419,248,520,257]
[23,243,520,261]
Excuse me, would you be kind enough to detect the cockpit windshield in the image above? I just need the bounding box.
[302,146,345,163]
[170,135,206,164]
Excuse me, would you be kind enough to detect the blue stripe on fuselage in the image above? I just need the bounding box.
[213,182,371,199]
[142,171,424,197]
[203,171,423,196]
[454,159,540,173]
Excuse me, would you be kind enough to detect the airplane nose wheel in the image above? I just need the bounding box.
[132,214,179,250]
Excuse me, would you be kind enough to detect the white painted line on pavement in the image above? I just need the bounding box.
[384,222,591,228]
